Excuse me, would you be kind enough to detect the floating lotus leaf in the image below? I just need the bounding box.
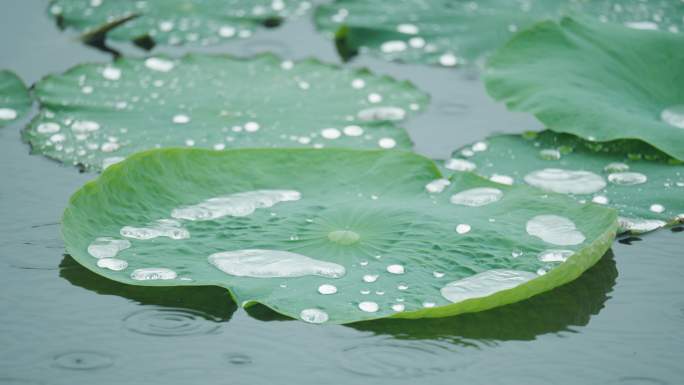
[62,148,617,324]
[25,54,426,171]
[486,18,684,160]
[447,131,684,234]
[0,70,31,128]
[315,0,684,66]
[48,0,311,48]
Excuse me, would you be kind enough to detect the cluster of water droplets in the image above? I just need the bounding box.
[29,55,424,169]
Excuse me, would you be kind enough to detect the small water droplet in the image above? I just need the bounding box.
[397,283,409,290]
[391,303,405,312]
[351,78,365,89]
[363,274,379,283]
[439,53,458,67]
[244,121,260,132]
[321,128,341,139]
[386,264,405,274]
[397,23,419,34]
[219,25,236,38]
[422,302,436,308]
[650,204,665,213]
[0,108,18,120]
[433,271,445,278]
[343,125,364,136]
[318,284,338,295]
[378,137,396,149]
[173,114,190,124]
[455,224,471,234]
[368,93,383,103]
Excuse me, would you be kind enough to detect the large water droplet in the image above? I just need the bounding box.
[96,258,128,271]
[526,215,585,246]
[604,162,629,173]
[450,187,503,207]
[145,57,175,72]
[618,217,667,233]
[121,219,189,240]
[0,108,18,120]
[300,308,329,323]
[660,105,684,129]
[608,172,647,185]
[539,148,561,160]
[209,249,345,278]
[524,168,606,194]
[358,301,379,312]
[318,284,338,295]
[172,190,300,221]
[538,249,574,263]
[381,40,407,53]
[357,106,406,121]
[102,66,122,80]
[425,178,450,193]
[441,269,537,303]
[37,122,61,134]
[87,237,131,259]
[130,268,177,280]
[328,230,360,245]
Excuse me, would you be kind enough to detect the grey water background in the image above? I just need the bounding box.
[1,1,683,384]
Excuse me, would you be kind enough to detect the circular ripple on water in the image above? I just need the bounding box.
[53,351,114,370]
[338,341,470,378]
[123,308,222,337]
[225,353,253,365]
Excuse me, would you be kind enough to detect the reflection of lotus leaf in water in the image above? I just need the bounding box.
[59,256,237,321]
[61,148,616,324]
[25,54,426,171]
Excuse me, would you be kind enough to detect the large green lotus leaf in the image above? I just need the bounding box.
[62,148,617,324]
[315,0,684,67]
[49,0,311,48]
[485,17,684,160]
[24,54,426,171]
[0,70,32,128]
[446,131,684,234]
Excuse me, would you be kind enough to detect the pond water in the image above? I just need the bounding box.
[1,2,683,384]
